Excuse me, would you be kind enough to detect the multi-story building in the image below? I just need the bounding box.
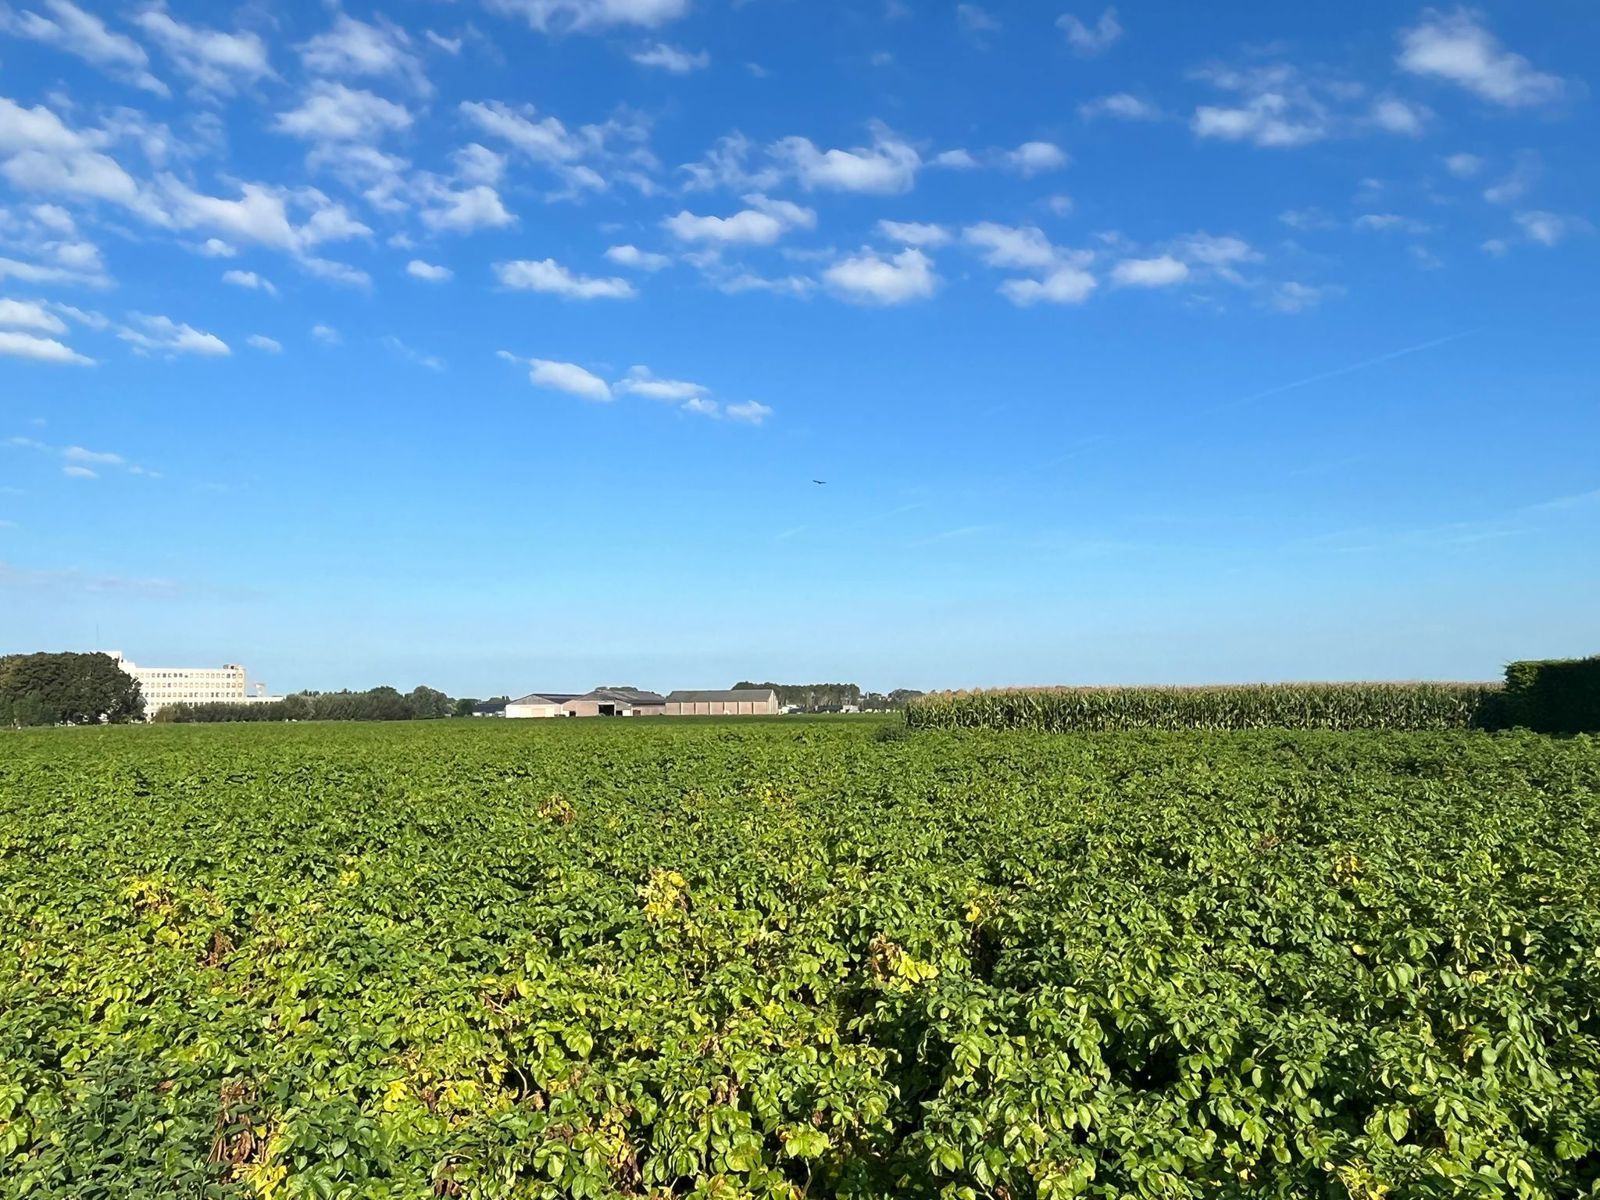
[107,652,276,716]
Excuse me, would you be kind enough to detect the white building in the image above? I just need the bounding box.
[108,652,279,716]
[505,693,576,719]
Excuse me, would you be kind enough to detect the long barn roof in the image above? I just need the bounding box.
[665,689,778,703]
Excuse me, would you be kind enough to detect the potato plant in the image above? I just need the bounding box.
[1,720,1598,1199]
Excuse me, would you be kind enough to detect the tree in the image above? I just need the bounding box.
[408,686,452,720]
[0,652,145,725]
[453,697,479,718]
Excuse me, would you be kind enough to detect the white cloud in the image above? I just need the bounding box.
[1369,97,1428,136]
[615,365,708,401]
[1111,255,1189,287]
[63,463,97,477]
[246,334,281,352]
[452,143,508,186]
[496,258,636,299]
[1058,7,1122,56]
[630,43,708,72]
[275,84,412,143]
[772,129,920,194]
[300,257,371,289]
[999,266,1097,306]
[0,328,91,363]
[963,222,1058,270]
[1397,9,1564,107]
[1006,141,1068,176]
[62,445,121,465]
[1173,232,1259,268]
[1483,153,1539,205]
[221,268,277,295]
[823,247,937,305]
[956,4,1001,34]
[1079,92,1160,120]
[159,178,372,271]
[1514,211,1588,247]
[133,5,273,94]
[458,99,649,196]
[662,193,814,245]
[486,0,690,33]
[118,313,229,356]
[1046,194,1074,216]
[1444,152,1484,178]
[416,182,515,233]
[426,31,463,54]
[383,335,444,371]
[406,259,453,282]
[877,220,950,247]
[931,148,979,170]
[681,396,719,417]
[714,272,814,297]
[198,237,236,257]
[0,298,67,333]
[0,0,168,95]
[311,323,340,344]
[726,400,772,425]
[1270,281,1330,313]
[1355,213,1433,233]
[0,96,166,224]
[1193,91,1327,148]
[1279,207,1338,231]
[528,357,612,400]
[299,14,428,94]
[605,244,671,270]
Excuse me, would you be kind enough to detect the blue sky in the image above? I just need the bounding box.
[1,0,1595,695]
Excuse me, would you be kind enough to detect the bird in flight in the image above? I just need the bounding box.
[812,479,827,485]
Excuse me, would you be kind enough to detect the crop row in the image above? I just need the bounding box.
[2,720,1598,1199]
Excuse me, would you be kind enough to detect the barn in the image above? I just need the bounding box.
[505,693,577,719]
[663,688,781,716]
[563,687,666,717]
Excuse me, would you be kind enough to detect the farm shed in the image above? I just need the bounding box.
[563,688,666,718]
[664,688,781,716]
[505,693,577,719]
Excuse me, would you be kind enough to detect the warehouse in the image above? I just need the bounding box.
[563,687,666,717]
[505,693,577,719]
[663,688,781,716]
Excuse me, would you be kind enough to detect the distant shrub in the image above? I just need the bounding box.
[905,682,1501,733]
[1498,656,1600,733]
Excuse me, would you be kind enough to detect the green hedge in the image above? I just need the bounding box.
[905,682,1502,733]
[1500,656,1600,733]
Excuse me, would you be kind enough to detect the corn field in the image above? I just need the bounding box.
[904,682,1502,732]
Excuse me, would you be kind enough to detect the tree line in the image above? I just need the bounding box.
[156,686,454,723]
[1,652,145,726]
[732,682,926,711]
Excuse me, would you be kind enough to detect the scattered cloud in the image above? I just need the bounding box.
[1058,7,1122,56]
[1483,152,1540,205]
[528,357,612,400]
[311,323,340,344]
[629,43,708,72]
[963,222,1057,270]
[1000,265,1097,306]
[406,259,453,282]
[956,5,1001,35]
[1270,281,1333,313]
[63,463,97,478]
[495,257,637,299]
[823,246,937,305]
[1397,8,1565,107]
[726,400,772,425]
[1514,210,1590,247]
[877,220,950,247]
[275,84,412,143]
[298,14,429,94]
[0,0,168,95]
[1005,141,1068,176]
[0,297,67,333]
[605,244,672,270]
[1111,255,1189,287]
[485,0,690,34]
[1369,97,1429,136]
[1444,152,1484,178]
[772,127,921,194]
[246,334,281,352]
[930,148,978,170]
[663,193,815,245]
[221,268,277,295]
[117,313,229,356]
[383,335,444,371]
[1355,213,1433,234]
[132,5,273,95]
[1079,92,1161,121]
[615,365,708,401]
[0,328,92,364]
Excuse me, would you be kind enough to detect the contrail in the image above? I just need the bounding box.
[1223,330,1474,411]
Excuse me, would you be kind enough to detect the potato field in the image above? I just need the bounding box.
[2,719,1599,1200]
